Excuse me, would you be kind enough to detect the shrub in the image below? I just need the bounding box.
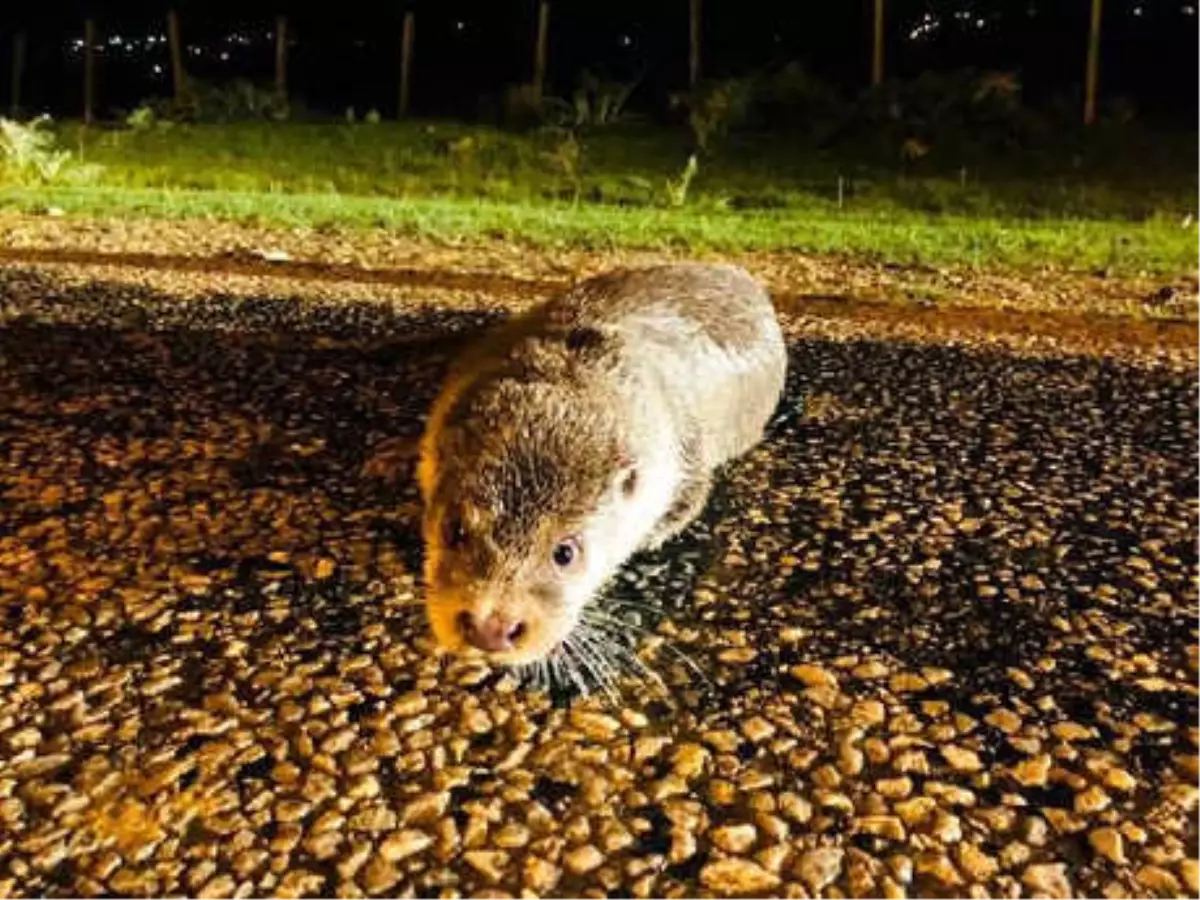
[136,78,291,124]
[0,116,102,185]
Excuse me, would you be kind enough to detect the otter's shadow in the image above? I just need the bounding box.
[0,270,512,696]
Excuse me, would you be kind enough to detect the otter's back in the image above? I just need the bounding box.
[545,263,787,466]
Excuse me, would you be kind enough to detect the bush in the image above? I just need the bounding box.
[135,78,291,125]
[0,116,102,185]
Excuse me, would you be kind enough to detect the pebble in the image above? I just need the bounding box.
[984,709,1022,734]
[1022,863,1073,898]
[1010,754,1052,787]
[564,845,604,876]
[671,743,710,779]
[1074,785,1111,815]
[669,827,697,864]
[198,875,237,899]
[941,745,984,773]
[523,857,561,893]
[779,793,813,825]
[1088,828,1126,865]
[876,776,912,799]
[856,816,907,842]
[889,673,929,693]
[795,847,844,894]
[700,858,781,896]
[894,797,936,826]
[914,853,962,887]
[463,851,509,884]
[1102,768,1138,793]
[850,700,886,727]
[379,829,433,862]
[569,712,622,742]
[741,717,776,743]
[361,855,401,896]
[1135,866,1181,894]
[790,664,838,689]
[955,843,999,882]
[711,824,758,854]
[1179,860,1199,893]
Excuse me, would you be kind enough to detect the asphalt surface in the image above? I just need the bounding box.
[0,262,1197,899]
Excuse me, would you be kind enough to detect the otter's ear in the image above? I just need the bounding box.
[614,449,639,498]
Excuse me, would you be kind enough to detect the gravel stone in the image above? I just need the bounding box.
[955,843,999,882]
[795,847,844,894]
[461,850,509,886]
[710,823,757,854]
[941,745,984,773]
[1135,865,1181,894]
[523,857,561,893]
[380,830,433,862]
[563,844,604,876]
[1022,863,1073,898]
[700,858,781,896]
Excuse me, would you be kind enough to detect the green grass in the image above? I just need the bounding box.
[3,120,1197,274]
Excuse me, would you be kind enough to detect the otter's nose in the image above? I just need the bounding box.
[457,611,526,653]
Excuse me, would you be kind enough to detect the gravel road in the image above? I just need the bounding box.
[0,260,1196,899]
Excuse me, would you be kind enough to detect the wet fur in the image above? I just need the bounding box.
[417,263,788,664]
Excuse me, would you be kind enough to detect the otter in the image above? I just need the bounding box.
[417,263,788,665]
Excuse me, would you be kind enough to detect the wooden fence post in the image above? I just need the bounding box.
[532,0,549,107]
[872,0,885,86]
[689,0,701,88]
[84,18,97,124]
[275,14,288,96]
[399,10,414,116]
[1083,0,1103,125]
[10,30,26,118]
[167,9,186,103]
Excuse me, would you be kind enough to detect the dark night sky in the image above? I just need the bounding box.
[2,0,1196,122]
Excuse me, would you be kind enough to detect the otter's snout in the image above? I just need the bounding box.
[456,610,528,653]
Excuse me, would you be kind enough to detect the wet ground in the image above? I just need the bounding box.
[0,259,1197,899]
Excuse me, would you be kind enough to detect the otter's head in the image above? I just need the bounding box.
[417,378,644,665]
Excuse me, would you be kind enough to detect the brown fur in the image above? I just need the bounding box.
[417,263,787,664]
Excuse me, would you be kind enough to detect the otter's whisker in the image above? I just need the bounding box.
[577,615,668,696]
[580,610,712,688]
[558,639,592,698]
[568,634,620,705]
[573,626,624,703]
[605,639,671,698]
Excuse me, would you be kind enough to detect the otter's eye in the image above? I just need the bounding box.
[444,517,467,549]
[552,538,580,569]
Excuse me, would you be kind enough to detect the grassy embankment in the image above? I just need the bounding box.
[1,120,1196,275]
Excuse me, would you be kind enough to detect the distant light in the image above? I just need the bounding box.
[220,51,230,61]
[976,17,986,27]
[619,34,632,47]
[908,12,940,40]
[109,35,123,45]
[455,21,466,30]
[152,64,163,75]
[1132,4,1143,13]
[1184,4,1196,14]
